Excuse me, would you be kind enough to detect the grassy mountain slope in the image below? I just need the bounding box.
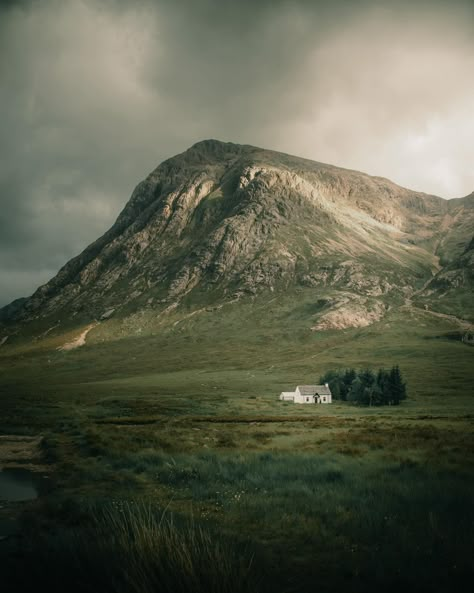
[1,140,473,348]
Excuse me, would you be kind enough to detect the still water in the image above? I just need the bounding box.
[0,469,40,502]
[0,469,45,539]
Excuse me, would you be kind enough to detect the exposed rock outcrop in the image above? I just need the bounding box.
[1,140,473,334]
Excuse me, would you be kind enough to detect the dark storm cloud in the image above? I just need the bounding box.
[1,0,473,305]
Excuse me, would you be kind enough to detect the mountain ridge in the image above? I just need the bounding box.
[1,139,473,338]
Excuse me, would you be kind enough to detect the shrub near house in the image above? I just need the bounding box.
[319,366,407,406]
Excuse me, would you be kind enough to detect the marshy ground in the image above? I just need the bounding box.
[0,302,473,592]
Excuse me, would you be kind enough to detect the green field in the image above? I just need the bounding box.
[1,296,473,592]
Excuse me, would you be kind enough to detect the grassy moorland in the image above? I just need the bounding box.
[1,296,473,592]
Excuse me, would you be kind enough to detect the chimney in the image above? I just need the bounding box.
[325,383,329,388]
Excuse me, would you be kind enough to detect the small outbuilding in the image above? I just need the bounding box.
[279,384,332,404]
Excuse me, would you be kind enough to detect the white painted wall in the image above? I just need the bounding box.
[294,387,315,404]
[280,386,332,404]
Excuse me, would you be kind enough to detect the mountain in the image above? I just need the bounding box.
[417,221,474,320]
[1,140,473,342]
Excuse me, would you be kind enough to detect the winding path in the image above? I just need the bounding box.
[58,323,99,351]
[410,306,473,331]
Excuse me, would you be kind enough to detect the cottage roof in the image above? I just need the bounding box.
[297,384,331,396]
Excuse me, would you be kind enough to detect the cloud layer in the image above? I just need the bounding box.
[1,0,473,305]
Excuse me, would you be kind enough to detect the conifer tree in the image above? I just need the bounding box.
[341,368,356,400]
[388,365,407,405]
[348,376,363,403]
[317,366,407,406]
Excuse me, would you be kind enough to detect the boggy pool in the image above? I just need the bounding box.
[0,468,49,539]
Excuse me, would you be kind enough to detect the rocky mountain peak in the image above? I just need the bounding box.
[1,141,473,332]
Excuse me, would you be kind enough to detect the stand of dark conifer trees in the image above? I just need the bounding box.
[319,366,407,406]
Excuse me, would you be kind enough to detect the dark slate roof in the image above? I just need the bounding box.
[297,385,332,396]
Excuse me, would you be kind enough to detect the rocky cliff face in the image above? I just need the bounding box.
[2,140,473,332]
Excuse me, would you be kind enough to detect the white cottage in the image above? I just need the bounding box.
[279,384,332,404]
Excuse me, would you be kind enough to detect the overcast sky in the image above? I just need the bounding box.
[1,0,473,306]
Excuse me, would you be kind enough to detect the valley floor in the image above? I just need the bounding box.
[0,301,473,592]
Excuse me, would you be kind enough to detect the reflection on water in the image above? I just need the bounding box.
[0,516,17,540]
[0,468,45,539]
[0,469,39,502]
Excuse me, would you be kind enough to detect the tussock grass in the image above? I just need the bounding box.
[6,503,259,593]
[1,293,473,592]
[87,450,472,590]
